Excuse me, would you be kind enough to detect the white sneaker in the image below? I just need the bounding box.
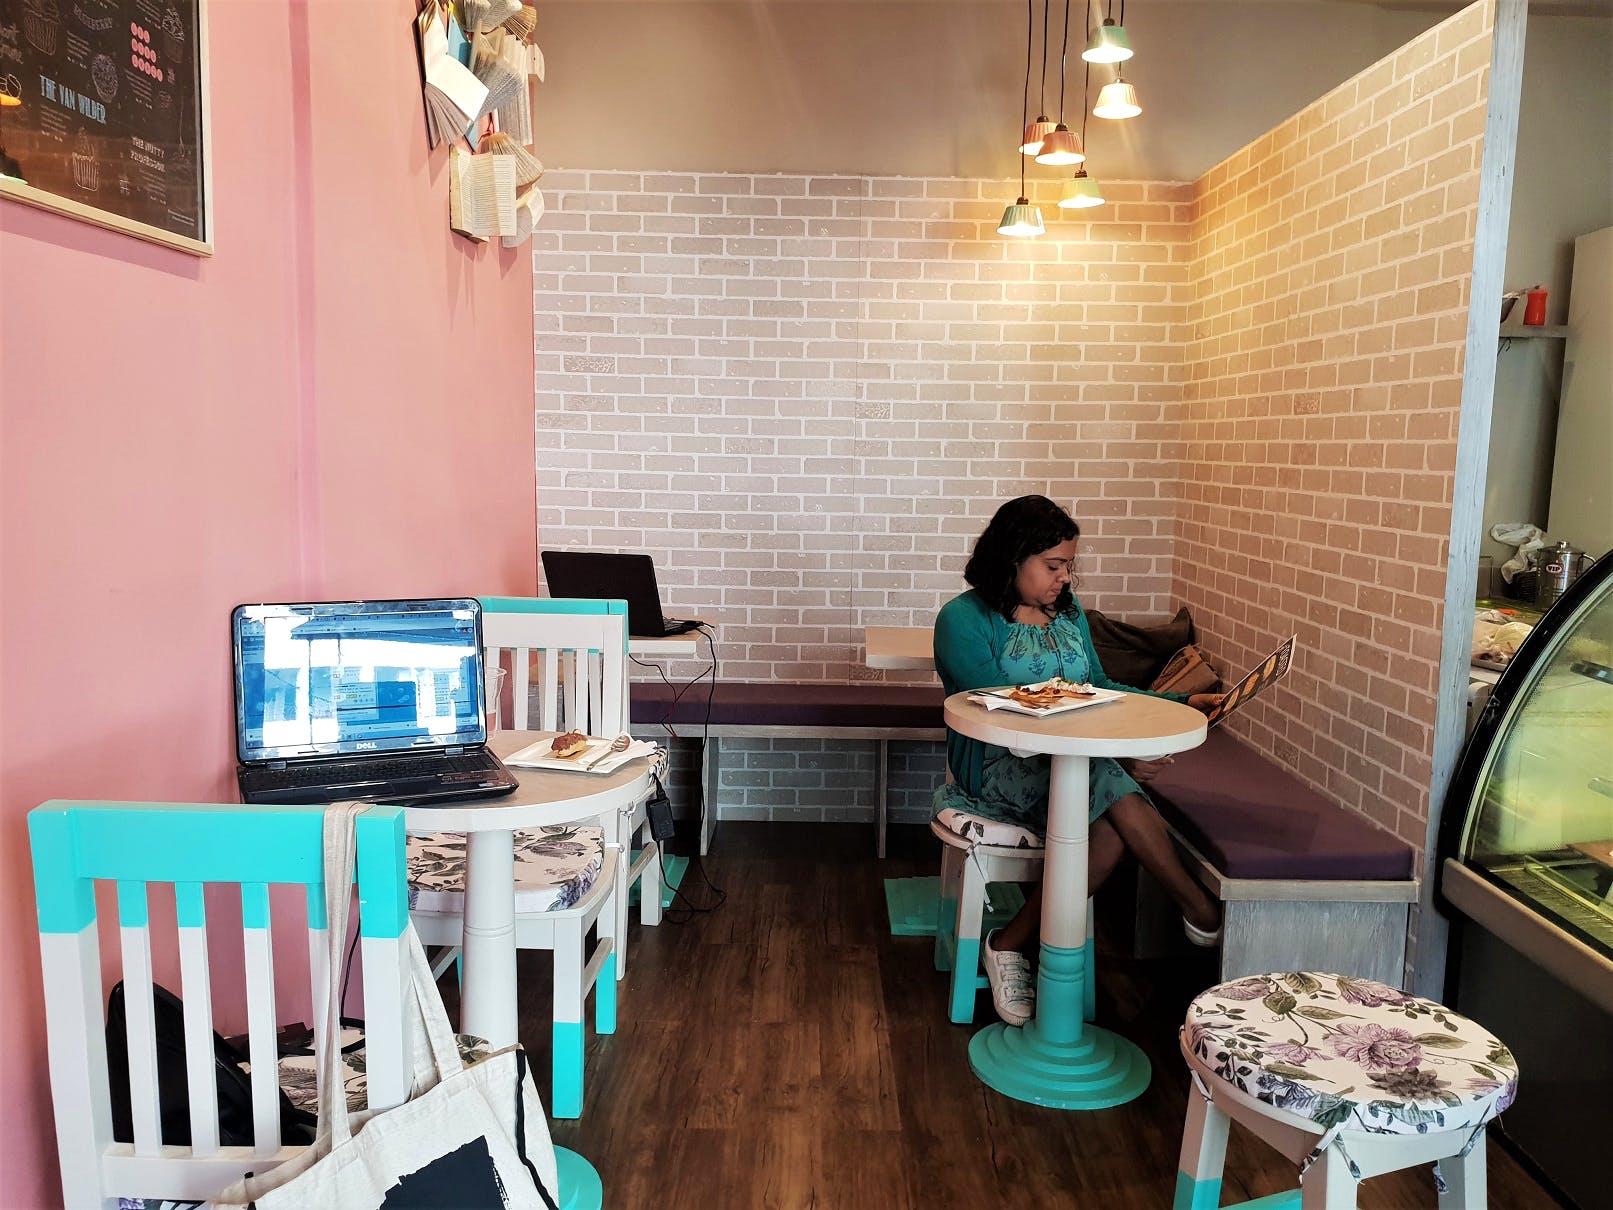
[981,930,1035,1027]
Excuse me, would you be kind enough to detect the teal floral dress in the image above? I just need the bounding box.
[932,589,1186,836]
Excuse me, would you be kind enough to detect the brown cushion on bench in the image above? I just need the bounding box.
[630,681,945,730]
[1148,730,1415,882]
[1086,607,1197,689]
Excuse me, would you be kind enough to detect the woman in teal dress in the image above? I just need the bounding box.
[934,495,1223,1025]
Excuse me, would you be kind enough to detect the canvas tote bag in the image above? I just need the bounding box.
[209,801,560,1210]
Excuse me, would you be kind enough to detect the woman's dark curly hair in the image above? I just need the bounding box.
[963,495,1081,620]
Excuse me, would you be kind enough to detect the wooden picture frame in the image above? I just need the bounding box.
[0,0,214,256]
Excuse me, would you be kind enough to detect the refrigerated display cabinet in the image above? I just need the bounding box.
[1438,551,1612,1209]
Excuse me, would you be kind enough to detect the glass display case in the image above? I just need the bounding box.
[1439,551,1612,1210]
[1448,556,1613,964]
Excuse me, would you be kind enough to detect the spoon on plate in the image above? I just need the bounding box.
[583,733,632,770]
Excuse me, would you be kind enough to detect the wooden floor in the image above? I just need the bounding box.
[505,823,1559,1209]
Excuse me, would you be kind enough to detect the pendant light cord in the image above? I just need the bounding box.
[1039,0,1049,117]
[1057,0,1070,121]
[1082,0,1092,145]
[1022,0,1032,196]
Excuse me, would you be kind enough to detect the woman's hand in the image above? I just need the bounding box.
[1121,756,1173,783]
[1187,692,1226,716]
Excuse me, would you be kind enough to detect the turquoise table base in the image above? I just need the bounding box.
[556,1146,604,1210]
[968,940,1150,1109]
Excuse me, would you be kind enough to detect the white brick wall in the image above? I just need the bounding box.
[534,171,1196,691]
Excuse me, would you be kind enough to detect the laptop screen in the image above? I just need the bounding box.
[233,599,487,763]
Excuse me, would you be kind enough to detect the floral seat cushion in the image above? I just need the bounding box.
[407,824,605,914]
[933,806,1044,851]
[268,1025,492,1116]
[1183,972,1518,1139]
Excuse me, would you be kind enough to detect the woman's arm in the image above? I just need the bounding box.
[933,597,1006,694]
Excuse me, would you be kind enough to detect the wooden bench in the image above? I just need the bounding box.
[1142,729,1420,987]
[629,681,945,856]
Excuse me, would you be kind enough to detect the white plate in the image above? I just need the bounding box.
[505,737,657,774]
[967,682,1127,718]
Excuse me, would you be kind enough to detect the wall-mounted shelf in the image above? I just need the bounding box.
[1500,324,1570,340]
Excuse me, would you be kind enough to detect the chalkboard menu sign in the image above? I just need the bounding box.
[0,0,211,254]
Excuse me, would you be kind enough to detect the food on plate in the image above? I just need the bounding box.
[549,730,589,759]
[1007,678,1097,709]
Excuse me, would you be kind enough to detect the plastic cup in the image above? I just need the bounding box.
[484,666,507,732]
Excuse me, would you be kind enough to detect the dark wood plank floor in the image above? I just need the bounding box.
[504,823,1558,1209]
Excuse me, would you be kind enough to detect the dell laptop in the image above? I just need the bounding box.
[233,598,519,806]
[540,551,699,637]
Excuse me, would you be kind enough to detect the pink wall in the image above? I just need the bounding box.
[0,3,536,1204]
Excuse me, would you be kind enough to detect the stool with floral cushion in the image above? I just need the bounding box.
[1174,972,1518,1209]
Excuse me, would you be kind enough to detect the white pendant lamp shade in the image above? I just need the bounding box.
[1057,169,1105,208]
[997,197,1046,237]
[1082,18,1132,64]
[1019,115,1057,155]
[1034,123,1085,166]
[1094,77,1141,119]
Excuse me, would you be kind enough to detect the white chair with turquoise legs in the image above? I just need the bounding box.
[408,828,620,1120]
[485,595,663,953]
[28,799,602,1210]
[932,809,1096,1026]
[1174,971,1518,1210]
[408,596,657,1118]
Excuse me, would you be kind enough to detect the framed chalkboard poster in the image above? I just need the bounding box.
[0,0,212,255]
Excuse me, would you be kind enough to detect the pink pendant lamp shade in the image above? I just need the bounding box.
[1020,116,1057,155]
[1034,124,1084,166]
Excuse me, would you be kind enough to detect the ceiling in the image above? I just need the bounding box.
[531,2,1613,181]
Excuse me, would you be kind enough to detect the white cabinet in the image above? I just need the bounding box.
[1547,225,1613,558]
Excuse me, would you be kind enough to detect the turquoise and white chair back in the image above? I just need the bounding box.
[481,596,628,736]
[29,800,409,1210]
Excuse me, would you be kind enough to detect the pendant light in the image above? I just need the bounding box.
[1058,14,1105,209]
[1058,169,1104,208]
[1000,0,1046,237]
[1034,0,1085,166]
[1019,1,1056,154]
[1082,0,1132,64]
[1094,73,1141,119]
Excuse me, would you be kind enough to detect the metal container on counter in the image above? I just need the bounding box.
[1535,541,1588,609]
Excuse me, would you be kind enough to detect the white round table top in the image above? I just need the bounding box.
[402,730,652,833]
[943,690,1208,759]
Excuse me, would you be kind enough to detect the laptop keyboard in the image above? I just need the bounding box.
[283,752,499,786]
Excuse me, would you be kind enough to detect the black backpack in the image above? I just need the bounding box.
[106,980,317,1148]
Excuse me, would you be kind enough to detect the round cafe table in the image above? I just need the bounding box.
[403,728,650,1201]
[943,689,1206,1109]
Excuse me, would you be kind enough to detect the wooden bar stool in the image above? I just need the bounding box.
[1174,972,1519,1209]
[931,809,1095,1026]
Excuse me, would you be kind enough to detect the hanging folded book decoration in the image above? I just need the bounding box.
[416,1,486,149]
[503,2,537,42]
[481,131,544,188]
[472,28,527,123]
[461,0,522,34]
[503,184,545,248]
[415,0,546,245]
[449,144,518,241]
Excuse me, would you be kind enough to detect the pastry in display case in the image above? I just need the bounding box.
[1438,551,1612,1210]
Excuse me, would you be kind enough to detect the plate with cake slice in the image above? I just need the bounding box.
[505,731,659,774]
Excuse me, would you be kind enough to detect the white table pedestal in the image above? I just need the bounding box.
[943,690,1207,1111]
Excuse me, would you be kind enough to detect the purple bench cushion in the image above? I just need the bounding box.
[629,680,945,730]
[1148,730,1415,882]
